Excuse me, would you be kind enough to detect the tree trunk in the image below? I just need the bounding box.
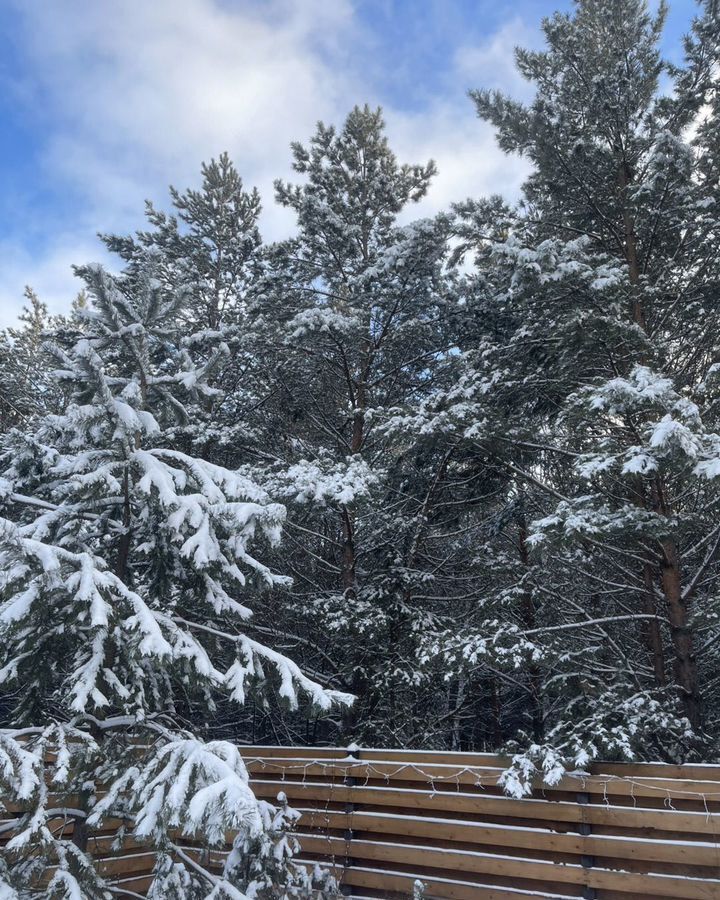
[660,536,701,728]
[340,506,357,597]
[340,351,368,598]
[489,676,503,749]
[518,515,544,743]
[642,562,667,686]
[618,161,646,331]
[70,802,90,853]
[631,476,667,687]
[619,161,700,727]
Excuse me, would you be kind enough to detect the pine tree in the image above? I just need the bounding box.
[226,791,337,899]
[0,288,65,431]
[101,152,262,333]
[407,0,720,782]
[244,105,464,743]
[3,0,719,803]
[97,155,268,467]
[0,262,349,896]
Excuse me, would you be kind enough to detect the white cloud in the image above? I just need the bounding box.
[2,0,532,325]
[453,18,537,97]
[388,103,530,224]
[389,18,538,220]
[0,233,104,327]
[14,0,357,224]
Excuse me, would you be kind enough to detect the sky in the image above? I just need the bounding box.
[0,0,700,326]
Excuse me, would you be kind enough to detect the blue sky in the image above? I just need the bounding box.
[0,0,700,324]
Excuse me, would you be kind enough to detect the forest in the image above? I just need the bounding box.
[1,0,720,896]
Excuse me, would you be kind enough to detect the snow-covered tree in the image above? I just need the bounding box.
[4,0,720,812]
[402,0,720,782]
[243,105,464,743]
[101,152,262,333]
[98,153,267,463]
[225,791,337,900]
[0,262,349,896]
[0,289,67,432]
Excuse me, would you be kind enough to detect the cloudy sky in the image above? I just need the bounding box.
[0,0,697,325]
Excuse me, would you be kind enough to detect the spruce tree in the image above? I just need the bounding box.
[0,262,348,896]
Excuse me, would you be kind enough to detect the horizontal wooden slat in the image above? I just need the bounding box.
[246,760,510,786]
[245,760,720,801]
[339,865,577,900]
[251,778,582,822]
[295,808,720,867]
[299,834,720,898]
[112,874,155,896]
[302,859,578,900]
[97,852,158,878]
[589,761,720,782]
[250,778,720,835]
[244,748,720,783]
[241,745,348,760]
[357,749,512,766]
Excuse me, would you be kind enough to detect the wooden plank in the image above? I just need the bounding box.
[577,774,720,800]
[240,746,347,760]
[247,760,508,785]
[112,874,155,895]
[250,779,720,835]
[296,808,720,866]
[246,760,720,801]
[97,852,158,878]
[585,866,720,899]
[297,834,720,898]
[354,749,513,767]
[578,801,720,835]
[251,779,582,822]
[339,865,577,900]
[590,761,720,782]
[243,747,512,767]
[247,748,720,782]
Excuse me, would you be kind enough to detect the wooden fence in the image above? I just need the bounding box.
[237,746,720,900]
[7,746,720,898]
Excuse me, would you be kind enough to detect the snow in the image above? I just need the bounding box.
[587,366,676,412]
[274,457,377,507]
[286,307,356,339]
[225,635,354,711]
[621,449,657,475]
[649,414,700,457]
[0,735,39,801]
[696,457,720,479]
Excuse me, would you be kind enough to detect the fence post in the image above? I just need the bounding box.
[576,789,597,900]
[341,743,360,897]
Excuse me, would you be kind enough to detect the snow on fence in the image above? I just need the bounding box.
[6,746,720,898]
